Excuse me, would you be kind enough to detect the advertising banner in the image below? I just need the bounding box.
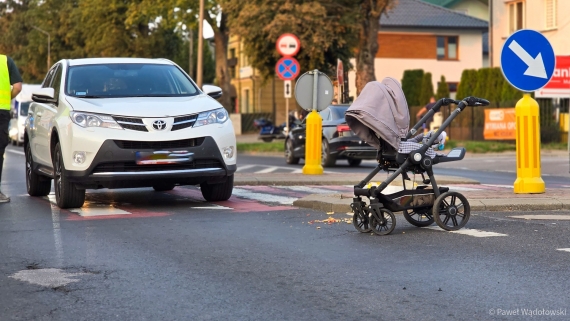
[484,108,516,140]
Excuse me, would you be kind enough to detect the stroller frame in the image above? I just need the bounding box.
[350,97,489,235]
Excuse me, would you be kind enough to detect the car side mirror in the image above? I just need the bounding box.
[32,88,56,104]
[202,85,222,99]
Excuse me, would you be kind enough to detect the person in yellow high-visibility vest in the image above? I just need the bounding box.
[0,54,23,203]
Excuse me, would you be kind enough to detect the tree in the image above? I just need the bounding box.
[354,0,395,95]
[500,81,522,107]
[435,75,450,100]
[401,69,423,107]
[456,69,477,101]
[419,72,434,105]
[226,0,357,82]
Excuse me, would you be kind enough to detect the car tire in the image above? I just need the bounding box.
[25,143,52,197]
[200,175,234,201]
[53,142,85,209]
[321,139,336,167]
[153,183,175,192]
[348,158,362,166]
[285,139,300,165]
[262,137,273,143]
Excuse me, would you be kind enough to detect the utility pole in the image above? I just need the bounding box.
[197,0,204,88]
[32,26,50,72]
[188,29,193,78]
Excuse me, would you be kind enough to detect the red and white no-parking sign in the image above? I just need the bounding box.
[276,33,301,57]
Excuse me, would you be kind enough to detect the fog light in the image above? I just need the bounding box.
[73,151,86,164]
[222,146,235,159]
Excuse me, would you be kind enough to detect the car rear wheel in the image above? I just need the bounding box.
[261,137,273,142]
[53,142,86,209]
[348,158,362,166]
[25,143,52,197]
[285,139,300,164]
[321,140,336,167]
[200,175,234,201]
[153,183,175,192]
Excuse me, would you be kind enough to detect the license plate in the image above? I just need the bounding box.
[135,151,194,165]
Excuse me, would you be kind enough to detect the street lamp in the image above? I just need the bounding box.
[32,26,51,72]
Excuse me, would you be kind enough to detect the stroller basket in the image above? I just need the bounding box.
[345,79,489,236]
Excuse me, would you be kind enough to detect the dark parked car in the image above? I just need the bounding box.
[285,105,377,167]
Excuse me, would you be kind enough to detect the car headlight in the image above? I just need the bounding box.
[70,112,123,129]
[193,108,228,127]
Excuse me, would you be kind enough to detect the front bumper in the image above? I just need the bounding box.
[62,136,236,189]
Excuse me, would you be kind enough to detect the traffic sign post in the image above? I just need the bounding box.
[284,80,292,133]
[501,29,556,194]
[294,70,334,175]
[336,59,343,103]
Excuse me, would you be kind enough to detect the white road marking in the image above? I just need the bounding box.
[446,186,483,191]
[47,195,132,216]
[508,215,570,220]
[236,164,255,172]
[256,166,279,174]
[191,205,233,210]
[48,196,65,267]
[278,186,342,194]
[6,149,25,156]
[232,188,297,205]
[9,268,87,288]
[426,226,508,237]
[557,248,570,253]
[482,184,513,189]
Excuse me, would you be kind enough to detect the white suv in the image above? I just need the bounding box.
[25,58,236,209]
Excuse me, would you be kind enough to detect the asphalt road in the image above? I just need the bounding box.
[2,145,570,320]
[237,153,570,187]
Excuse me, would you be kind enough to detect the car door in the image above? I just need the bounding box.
[33,64,61,166]
[290,108,331,158]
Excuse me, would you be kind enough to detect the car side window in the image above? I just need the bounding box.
[51,65,63,103]
[41,67,57,88]
[319,109,331,121]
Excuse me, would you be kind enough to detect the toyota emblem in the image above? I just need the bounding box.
[152,120,167,131]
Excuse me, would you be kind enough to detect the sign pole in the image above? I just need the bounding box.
[302,70,324,175]
[285,97,289,135]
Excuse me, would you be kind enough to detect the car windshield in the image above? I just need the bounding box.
[19,102,31,116]
[331,106,349,120]
[65,63,199,98]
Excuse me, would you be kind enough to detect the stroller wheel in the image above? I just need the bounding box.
[433,192,470,231]
[403,208,434,227]
[352,209,372,233]
[369,208,396,236]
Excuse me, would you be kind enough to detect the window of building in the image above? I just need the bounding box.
[545,0,557,29]
[509,1,525,34]
[436,36,458,60]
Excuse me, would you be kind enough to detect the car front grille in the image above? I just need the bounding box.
[92,159,223,173]
[172,115,198,131]
[113,138,205,150]
[113,116,148,132]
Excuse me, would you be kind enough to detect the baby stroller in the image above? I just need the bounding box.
[345,78,489,236]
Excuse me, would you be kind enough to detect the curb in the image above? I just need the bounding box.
[292,194,570,213]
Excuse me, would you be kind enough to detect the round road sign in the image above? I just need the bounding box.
[276,57,300,81]
[276,33,301,57]
[294,70,334,112]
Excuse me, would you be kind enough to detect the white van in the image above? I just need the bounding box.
[9,84,41,146]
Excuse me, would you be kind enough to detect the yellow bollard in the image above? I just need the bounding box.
[302,110,324,175]
[513,93,545,194]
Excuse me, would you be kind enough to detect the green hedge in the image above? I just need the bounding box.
[402,69,424,107]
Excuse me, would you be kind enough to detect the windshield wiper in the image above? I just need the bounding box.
[75,95,105,98]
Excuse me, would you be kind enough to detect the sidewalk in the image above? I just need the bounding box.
[233,172,570,212]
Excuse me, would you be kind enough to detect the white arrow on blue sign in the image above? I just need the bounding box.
[500,29,556,92]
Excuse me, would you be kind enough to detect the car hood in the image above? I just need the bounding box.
[65,94,222,117]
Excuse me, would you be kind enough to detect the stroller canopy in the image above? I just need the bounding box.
[345,78,410,151]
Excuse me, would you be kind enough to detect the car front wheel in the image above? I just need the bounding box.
[200,175,234,201]
[285,139,300,164]
[53,142,86,209]
[25,143,52,197]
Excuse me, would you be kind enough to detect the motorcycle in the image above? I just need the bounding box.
[253,118,286,142]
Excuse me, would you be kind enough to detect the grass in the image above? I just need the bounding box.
[236,140,568,154]
[445,140,568,153]
[237,141,284,153]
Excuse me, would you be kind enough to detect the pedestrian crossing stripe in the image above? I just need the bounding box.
[426,226,508,237]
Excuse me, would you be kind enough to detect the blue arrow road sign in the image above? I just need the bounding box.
[276,57,300,81]
[501,29,555,92]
